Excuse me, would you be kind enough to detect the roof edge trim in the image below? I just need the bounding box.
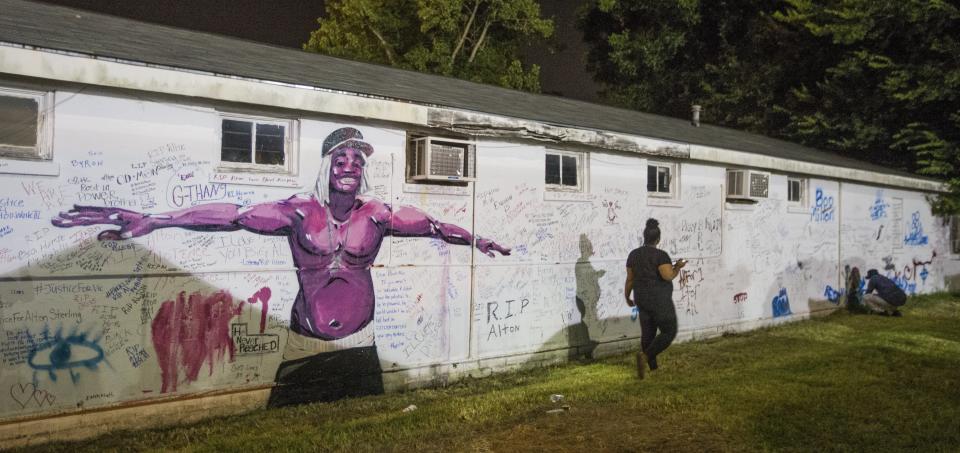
[0,44,947,193]
[0,43,429,126]
[690,145,948,193]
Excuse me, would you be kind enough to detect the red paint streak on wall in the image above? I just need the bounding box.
[151,287,271,393]
[241,287,272,334]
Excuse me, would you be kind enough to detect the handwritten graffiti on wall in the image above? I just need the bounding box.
[27,325,105,384]
[125,344,150,368]
[904,211,929,246]
[676,263,704,316]
[8,382,56,409]
[167,166,228,208]
[869,191,890,221]
[0,103,946,422]
[810,188,835,222]
[485,298,530,340]
[42,127,509,404]
[53,127,510,345]
[772,288,792,318]
[231,324,280,356]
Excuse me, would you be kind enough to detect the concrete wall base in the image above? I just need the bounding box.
[0,387,271,449]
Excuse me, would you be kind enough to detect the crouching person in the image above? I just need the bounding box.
[863,269,907,317]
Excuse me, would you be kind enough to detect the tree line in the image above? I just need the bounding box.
[305,0,960,211]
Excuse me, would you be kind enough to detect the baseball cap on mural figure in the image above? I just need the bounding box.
[322,127,375,157]
[866,269,879,278]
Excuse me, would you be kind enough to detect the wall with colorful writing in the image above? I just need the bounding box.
[839,183,946,298]
[0,89,954,424]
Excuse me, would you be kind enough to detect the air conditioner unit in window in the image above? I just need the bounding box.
[409,136,476,182]
[726,169,770,200]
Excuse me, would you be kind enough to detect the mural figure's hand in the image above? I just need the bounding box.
[52,205,160,240]
[476,238,511,258]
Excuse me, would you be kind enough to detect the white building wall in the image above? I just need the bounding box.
[0,88,955,427]
[839,183,947,295]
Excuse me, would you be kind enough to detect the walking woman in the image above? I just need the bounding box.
[624,218,686,378]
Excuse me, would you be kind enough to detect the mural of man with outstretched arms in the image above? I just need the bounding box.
[53,127,510,404]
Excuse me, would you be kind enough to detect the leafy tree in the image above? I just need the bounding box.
[774,0,960,211]
[578,0,804,132]
[579,0,960,211]
[304,0,553,92]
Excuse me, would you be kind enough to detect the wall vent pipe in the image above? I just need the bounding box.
[691,104,702,127]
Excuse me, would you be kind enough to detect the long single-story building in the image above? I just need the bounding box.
[0,0,956,446]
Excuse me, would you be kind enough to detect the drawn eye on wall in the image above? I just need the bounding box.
[27,326,106,384]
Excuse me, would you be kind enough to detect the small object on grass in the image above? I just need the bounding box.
[545,408,565,414]
[402,404,417,413]
[550,394,564,403]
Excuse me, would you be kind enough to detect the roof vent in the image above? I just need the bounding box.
[691,105,702,127]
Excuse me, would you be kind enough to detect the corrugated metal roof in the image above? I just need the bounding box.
[0,0,934,182]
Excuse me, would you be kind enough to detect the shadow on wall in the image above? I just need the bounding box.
[382,234,636,393]
[1,239,235,420]
[2,232,627,424]
[0,233,386,423]
[569,233,603,361]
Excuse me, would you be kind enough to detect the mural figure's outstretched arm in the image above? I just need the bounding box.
[387,205,510,257]
[52,197,299,240]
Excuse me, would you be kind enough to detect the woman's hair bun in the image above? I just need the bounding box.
[645,218,659,230]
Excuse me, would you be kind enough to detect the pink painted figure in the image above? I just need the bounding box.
[53,128,510,340]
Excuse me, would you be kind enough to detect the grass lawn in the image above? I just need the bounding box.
[14,294,960,453]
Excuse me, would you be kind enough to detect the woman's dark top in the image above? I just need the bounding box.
[626,245,674,310]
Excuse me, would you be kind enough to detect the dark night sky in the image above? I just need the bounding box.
[35,0,600,102]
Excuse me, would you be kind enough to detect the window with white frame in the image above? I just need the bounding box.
[0,87,53,160]
[545,150,586,192]
[787,176,806,205]
[218,114,296,172]
[647,161,677,197]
